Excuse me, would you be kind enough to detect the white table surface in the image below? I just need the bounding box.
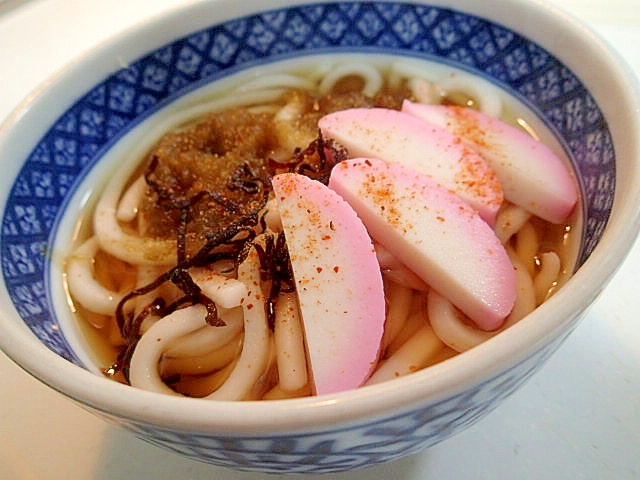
[1,1,639,479]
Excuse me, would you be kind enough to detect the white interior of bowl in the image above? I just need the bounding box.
[1,0,639,434]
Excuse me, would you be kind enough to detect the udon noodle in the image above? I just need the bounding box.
[64,56,577,400]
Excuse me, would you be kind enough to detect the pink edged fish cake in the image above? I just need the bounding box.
[328,158,517,331]
[271,173,385,395]
[401,101,578,223]
[318,107,503,225]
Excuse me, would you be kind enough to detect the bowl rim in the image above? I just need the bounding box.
[1,0,640,435]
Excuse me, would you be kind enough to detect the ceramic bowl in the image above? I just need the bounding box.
[1,0,639,474]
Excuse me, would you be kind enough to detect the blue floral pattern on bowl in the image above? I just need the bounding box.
[84,329,569,473]
[0,2,615,472]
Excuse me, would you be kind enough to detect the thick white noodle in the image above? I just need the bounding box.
[504,246,537,323]
[428,251,536,352]
[175,89,290,126]
[366,322,443,385]
[262,383,310,400]
[115,175,147,223]
[232,73,316,93]
[375,242,430,291]
[494,204,532,244]
[260,198,282,232]
[437,73,503,118]
[389,59,503,116]
[385,308,426,357]
[66,236,124,316]
[388,59,437,89]
[190,270,248,309]
[174,358,238,397]
[204,242,272,400]
[534,251,561,304]
[318,62,383,97]
[93,162,177,267]
[164,306,244,357]
[273,291,308,392]
[160,334,242,377]
[274,94,316,154]
[427,290,494,353]
[129,304,207,396]
[132,264,167,326]
[274,95,305,123]
[407,77,441,104]
[514,222,539,278]
[380,279,413,351]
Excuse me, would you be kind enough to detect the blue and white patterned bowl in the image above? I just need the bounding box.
[1,0,639,474]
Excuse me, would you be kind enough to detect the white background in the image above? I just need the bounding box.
[0,1,639,479]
